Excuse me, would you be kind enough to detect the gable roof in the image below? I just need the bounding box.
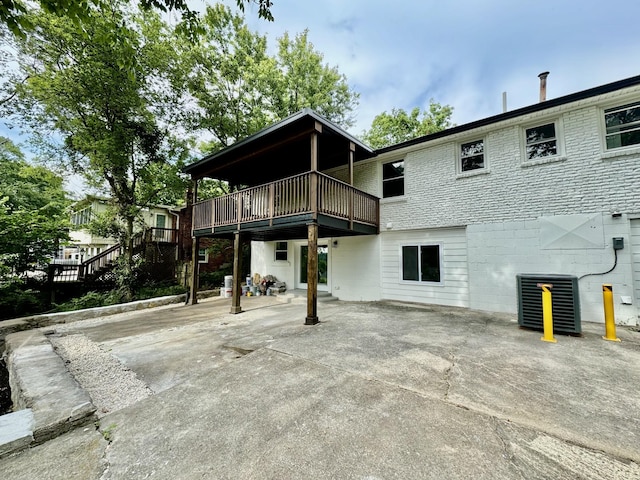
[376,74,640,155]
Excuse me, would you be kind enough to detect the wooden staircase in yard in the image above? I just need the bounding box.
[51,228,178,286]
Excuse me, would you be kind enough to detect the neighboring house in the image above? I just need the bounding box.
[184,74,640,326]
[52,196,186,285]
[64,196,179,261]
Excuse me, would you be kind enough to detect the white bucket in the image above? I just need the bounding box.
[224,275,233,288]
[223,287,233,298]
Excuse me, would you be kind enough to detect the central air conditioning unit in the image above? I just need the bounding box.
[516,274,581,334]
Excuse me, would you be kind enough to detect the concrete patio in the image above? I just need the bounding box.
[1,296,639,479]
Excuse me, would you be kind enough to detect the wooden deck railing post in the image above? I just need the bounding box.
[269,183,275,226]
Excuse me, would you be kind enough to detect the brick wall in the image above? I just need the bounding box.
[373,86,640,324]
[377,88,640,230]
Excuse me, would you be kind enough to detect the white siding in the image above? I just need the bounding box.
[330,235,381,301]
[381,228,468,307]
[250,241,295,289]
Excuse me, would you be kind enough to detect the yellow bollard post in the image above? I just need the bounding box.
[602,284,621,342]
[539,283,557,343]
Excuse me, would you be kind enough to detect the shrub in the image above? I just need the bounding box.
[199,270,229,289]
[0,281,47,320]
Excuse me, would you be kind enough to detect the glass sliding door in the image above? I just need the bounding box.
[299,245,329,291]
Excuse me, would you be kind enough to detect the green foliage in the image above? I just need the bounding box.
[54,291,117,312]
[0,280,47,319]
[362,103,455,149]
[273,30,359,128]
[100,422,118,443]
[6,4,193,295]
[135,283,187,299]
[52,283,187,312]
[199,270,231,289]
[0,137,70,278]
[1,1,274,39]
[175,6,359,153]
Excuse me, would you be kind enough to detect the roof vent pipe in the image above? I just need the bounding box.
[538,71,549,102]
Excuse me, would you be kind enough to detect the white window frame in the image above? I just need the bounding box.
[602,100,640,151]
[71,206,92,226]
[399,243,444,285]
[155,213,167,229]
[198,248,209,264]
[381,159,405,199]
[457,138,487,175]
[274,241,288,262]
[520,118,565,166]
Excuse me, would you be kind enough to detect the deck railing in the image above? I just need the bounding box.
[192,171,379,232]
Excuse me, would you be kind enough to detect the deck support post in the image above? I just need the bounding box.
[230,230,243,314]
[305,222,319,325]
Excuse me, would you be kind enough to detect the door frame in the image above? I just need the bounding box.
[295,240,330,292]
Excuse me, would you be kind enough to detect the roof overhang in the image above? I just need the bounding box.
[184,109,375,186]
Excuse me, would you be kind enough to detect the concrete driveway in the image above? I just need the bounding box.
[2,297,640,479]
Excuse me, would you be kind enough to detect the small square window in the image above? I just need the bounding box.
[604,101,640,150]
[460,140,485,172]
[275,241,288,261]
[382,160,404,198]
[525,123,557,159]
[198,248,209,263]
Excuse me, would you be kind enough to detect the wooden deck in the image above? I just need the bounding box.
[192,171,379,238]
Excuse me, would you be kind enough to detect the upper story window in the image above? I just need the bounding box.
[71,207,92,226]
[460,140,485,172]
[604,101,640,150]
[382,160,404,198]
[275,241,288,261]
[525,123,557,159]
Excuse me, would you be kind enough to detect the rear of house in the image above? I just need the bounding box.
[249,75,640,325]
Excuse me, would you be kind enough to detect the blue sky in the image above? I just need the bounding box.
[3,0,640,192]
[234,0,640,134]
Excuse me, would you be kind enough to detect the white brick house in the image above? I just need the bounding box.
[250,75,640,325]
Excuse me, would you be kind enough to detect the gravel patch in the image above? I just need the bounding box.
[50,334,152,417]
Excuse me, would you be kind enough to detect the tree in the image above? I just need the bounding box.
[7,5,190,298]
[176,4,278,152]
[175,6,359,153]
[272,30,359,128]
[1,0,274,38]
[362,103,454,149]
[0,137,70,279]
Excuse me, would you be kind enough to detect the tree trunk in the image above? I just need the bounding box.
[122,216,135,301]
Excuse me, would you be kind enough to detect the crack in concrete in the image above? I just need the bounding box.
[489,416,529,479]
[443,348,455,402]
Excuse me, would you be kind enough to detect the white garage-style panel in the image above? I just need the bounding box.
[381,228,468,307]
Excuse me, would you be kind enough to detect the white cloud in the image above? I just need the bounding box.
[234,0,640,132]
